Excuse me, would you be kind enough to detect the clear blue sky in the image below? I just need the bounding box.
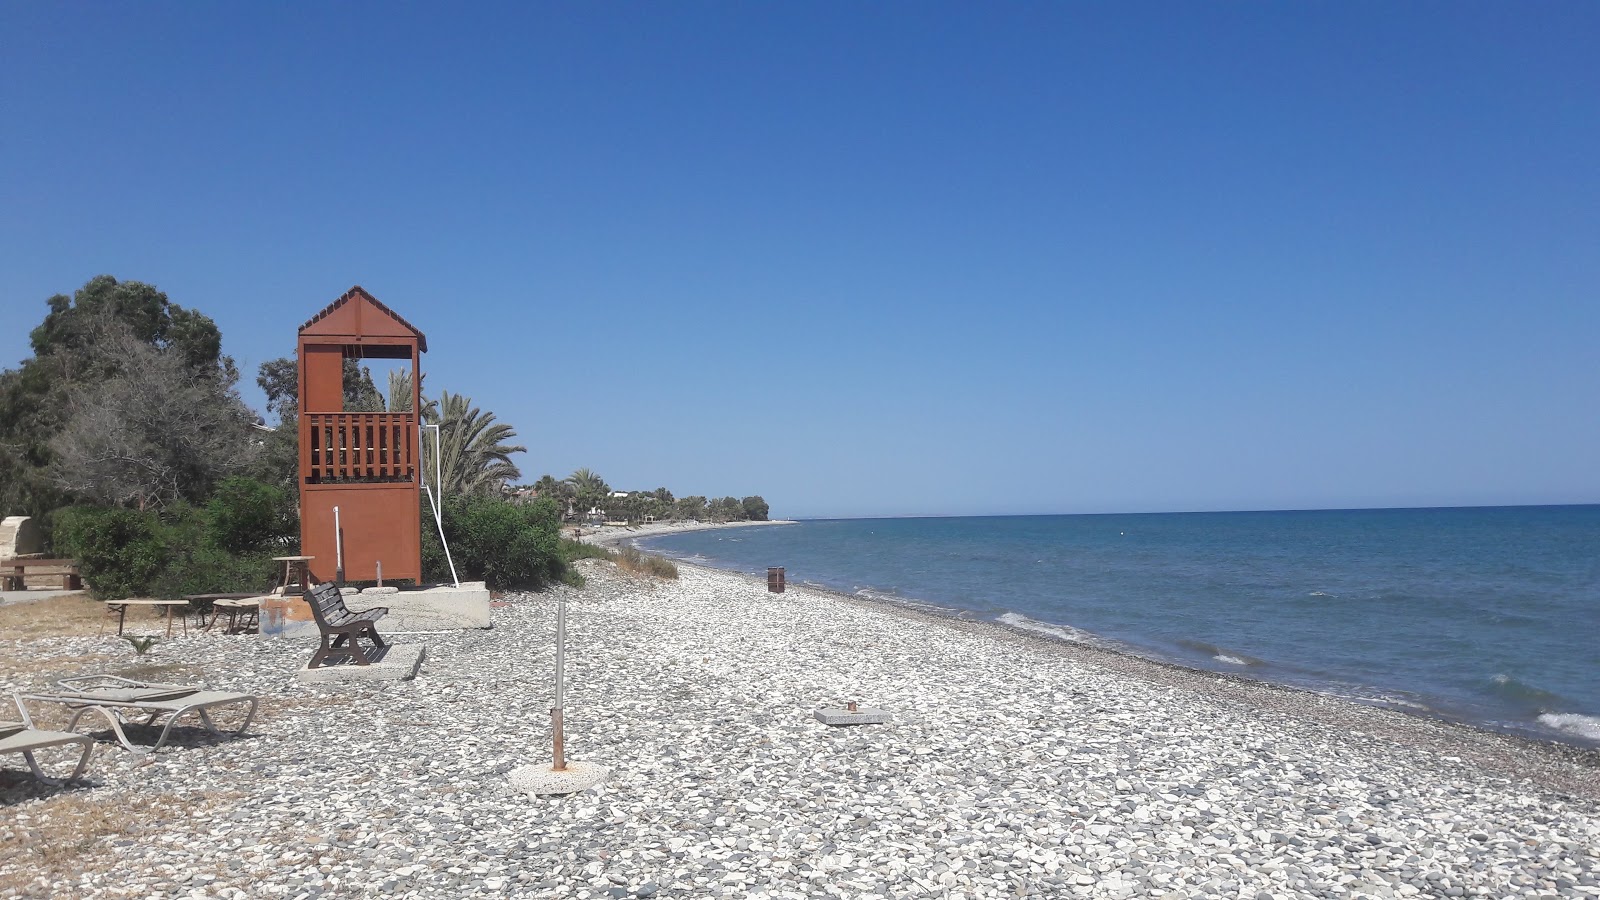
[3,3,1596,518]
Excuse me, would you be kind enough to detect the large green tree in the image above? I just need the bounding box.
[0,276,246,516]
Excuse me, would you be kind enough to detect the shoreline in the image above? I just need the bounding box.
[681,559,1600,802]
[572,517,797,549]
[620,532,1600,790]
[617,525,1600,762]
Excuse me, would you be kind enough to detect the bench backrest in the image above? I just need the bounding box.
[303,583,351,628]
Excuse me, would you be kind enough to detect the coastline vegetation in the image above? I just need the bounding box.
[522,471,768,526]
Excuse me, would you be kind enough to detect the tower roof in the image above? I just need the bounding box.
[299,285,428,352]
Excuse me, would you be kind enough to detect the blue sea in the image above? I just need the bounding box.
[640,506,1600,747]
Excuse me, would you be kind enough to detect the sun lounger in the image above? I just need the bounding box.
[24,675,258,754]
[0,693,94,782]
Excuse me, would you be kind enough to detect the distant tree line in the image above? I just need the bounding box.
[520,469,769,525]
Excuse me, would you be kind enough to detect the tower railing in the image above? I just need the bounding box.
[304,412,417,483]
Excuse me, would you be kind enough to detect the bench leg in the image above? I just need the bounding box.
[309,634,334,669]
[345,635,373,665]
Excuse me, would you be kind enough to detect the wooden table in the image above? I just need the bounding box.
[272,555,314,594]
[208,596,265,634]
[103,599,191,637]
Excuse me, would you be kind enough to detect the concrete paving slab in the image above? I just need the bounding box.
[509,760,608,795]
[295,644,426,684]
[0,588,84,606]
[814,706,892,726]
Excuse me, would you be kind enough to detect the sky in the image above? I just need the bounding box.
[2,3,1597,519]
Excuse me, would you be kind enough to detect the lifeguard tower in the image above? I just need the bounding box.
[296,286,425,584]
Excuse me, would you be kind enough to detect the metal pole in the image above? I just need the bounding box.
[333,505,344,585]
[419,424,460,588]
[552,597,567,771]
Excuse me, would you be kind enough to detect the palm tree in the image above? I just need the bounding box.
[421,391,525,496]
[564,468,608,496]
[565,468,610,519]
[386,369,437,419]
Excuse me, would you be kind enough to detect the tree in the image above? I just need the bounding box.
[675,495,708,520]
[342,361,384,412]
[256,357,298,421]
[565,468,608,496]
[741,496,770,521]
[1,276,237,519]
[49,323,255,509]
[422,391,525,496]
[564,468,610,518]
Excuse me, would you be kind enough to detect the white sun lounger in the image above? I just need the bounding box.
[25,675,258,754]
[1,693,95,782]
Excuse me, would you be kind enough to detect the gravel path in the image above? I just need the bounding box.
[3,560,1598,899]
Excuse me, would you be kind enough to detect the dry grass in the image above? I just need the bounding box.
[614,546,680,579]
[0,594,109,639]
[0,787,247,894]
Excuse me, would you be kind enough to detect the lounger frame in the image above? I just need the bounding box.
[25,676,258,754]
[1,693,95,783]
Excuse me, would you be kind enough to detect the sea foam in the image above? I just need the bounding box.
[1537,713,1600,741]
[996,612,1107,647]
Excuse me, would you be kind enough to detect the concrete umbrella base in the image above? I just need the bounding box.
[509,760,608,796]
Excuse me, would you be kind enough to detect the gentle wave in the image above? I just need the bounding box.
[1537,713,1600,741]
[996,612,1111,648]
[1177,638,1264,667]
[1485,673,1569,712]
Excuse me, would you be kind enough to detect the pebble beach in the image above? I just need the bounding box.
[4,549,1599,899]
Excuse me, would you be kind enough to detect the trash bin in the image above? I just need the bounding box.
[767,567,785,593]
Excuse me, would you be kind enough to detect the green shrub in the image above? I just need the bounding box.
[205,476,293,553]
[54,480,292,600]
[559,538,613,563]
[54,506,172,601]
[423,495,565,590]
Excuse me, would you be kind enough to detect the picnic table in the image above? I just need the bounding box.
[103,599,191,637]
[182,592,263,633]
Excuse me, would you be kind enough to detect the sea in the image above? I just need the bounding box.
[638,506,1600,747]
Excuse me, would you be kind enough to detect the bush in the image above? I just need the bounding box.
[424,495,565,590]
[559,538,612,563]
[205,476,293,554]
[53,477,294,600]
[54,506,172,600]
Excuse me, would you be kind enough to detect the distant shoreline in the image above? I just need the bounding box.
[572,518,796,549]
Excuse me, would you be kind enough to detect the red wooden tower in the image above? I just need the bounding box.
[297,286,426,584]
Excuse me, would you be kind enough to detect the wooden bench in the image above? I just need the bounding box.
[1,558,82,592]
[304,583,389,667]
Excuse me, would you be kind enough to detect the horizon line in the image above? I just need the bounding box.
[785,501,1600,521]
